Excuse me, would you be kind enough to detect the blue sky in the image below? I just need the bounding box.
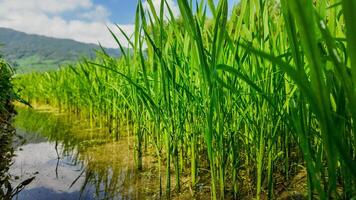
[0,0,240,48]
[94,0,138,24]
[95,0,240,24]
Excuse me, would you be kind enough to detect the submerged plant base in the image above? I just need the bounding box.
[11,106,212,199]
[10,105,315,199]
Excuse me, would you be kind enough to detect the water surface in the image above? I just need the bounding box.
[11,107,157,200]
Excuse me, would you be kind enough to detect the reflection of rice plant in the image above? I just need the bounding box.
[15,0,356,199]
[14,107,110,156]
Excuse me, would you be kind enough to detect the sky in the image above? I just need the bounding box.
[0,0,239,48]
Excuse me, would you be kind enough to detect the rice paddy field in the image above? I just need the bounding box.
[8,0,356,199]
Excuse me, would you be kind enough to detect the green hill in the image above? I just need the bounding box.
[0,27,120,73]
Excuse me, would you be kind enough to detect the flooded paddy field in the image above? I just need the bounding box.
[10,107,167,200]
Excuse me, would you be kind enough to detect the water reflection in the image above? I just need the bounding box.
[11,107,161,200]
[11,142,95,200]
[12,108,106,199]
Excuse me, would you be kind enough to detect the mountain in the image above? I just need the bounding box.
[0,27,120,73]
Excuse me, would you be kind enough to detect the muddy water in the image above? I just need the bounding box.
[10,107,160,200]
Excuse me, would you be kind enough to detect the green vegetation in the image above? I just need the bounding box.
[15,0,356,199]
[0,54,34,199]
[0,27,120,73]
[13,55,71,73]
[0,54,16,199]
[0,57,14,114]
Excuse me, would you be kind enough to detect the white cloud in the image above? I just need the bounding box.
[0,0,93,15]
[0,0,134,48]
[78,5,111,22]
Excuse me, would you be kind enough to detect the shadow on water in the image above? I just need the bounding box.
[0,107,17,199]
[1,110,36,199]
[11,107,161,200]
